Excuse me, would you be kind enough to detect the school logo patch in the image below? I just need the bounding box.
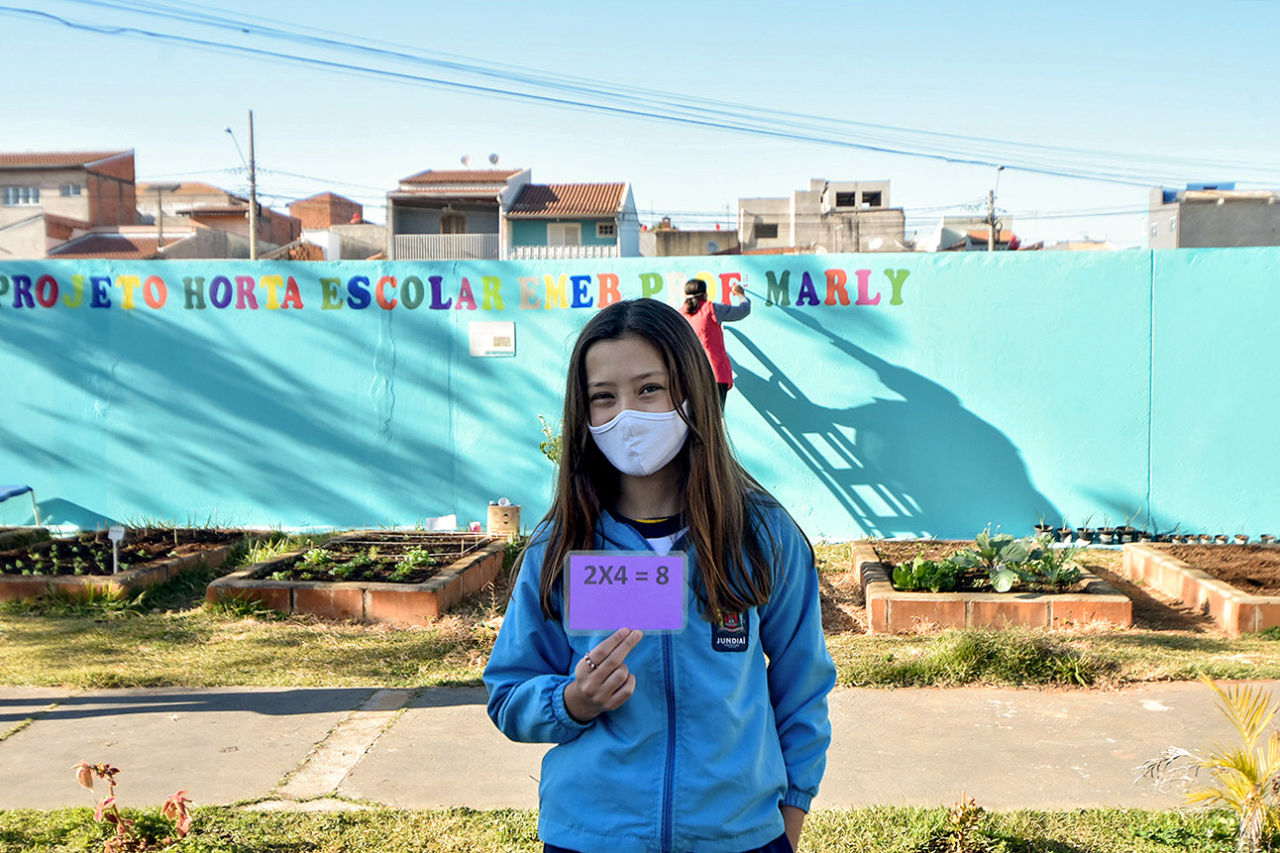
[711,611,749,653]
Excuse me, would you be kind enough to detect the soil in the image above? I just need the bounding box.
[0,528,245,578]
[261,532,495,585]
[1153,544,1280,596]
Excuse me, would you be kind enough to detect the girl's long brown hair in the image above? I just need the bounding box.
[532,298,796,621]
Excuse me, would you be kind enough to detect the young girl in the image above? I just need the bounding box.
[484,298,835,853]
[681,277,751,409]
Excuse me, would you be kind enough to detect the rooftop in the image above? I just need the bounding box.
[399,168,522,186]
[507,183,627,218]
[0,151,132,169]
[47,233,186,259]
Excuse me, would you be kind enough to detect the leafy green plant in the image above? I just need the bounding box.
[948,528,1031,592]
[1138,675,1280,852]
[1021,537,1082,590]
[300,548,332,568]
[404,547,438,569]
[538,415,562,465]
[893,554,963,592]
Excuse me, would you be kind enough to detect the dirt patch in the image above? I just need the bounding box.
[871,540,973,565]
[819,571,865,634]
[1078,549,1215,632]
[0,528,245,578]
[1151,544,1280,596]
[260,532,496,585]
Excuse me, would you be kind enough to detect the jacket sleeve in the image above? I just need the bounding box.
[712,295,751,322]
[757,509,836,812]
[483,538,593,744]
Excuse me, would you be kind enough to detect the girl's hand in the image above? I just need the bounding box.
[564,627,643,723]
[731,283,746,297]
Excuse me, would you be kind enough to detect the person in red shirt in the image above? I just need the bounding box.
[682,277,752,410]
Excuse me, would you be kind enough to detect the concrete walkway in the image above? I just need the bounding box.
[0,682,1261,812]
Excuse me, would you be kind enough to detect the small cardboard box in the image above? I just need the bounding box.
[487,504,521,536]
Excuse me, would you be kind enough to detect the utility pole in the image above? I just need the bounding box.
[248,110,258,260]
[986,189,995,252]
[986,165,1005,252]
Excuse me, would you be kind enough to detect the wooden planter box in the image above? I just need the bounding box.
[854,543,1132,635]
[1121,543,1280,636]
[207,533,506,625]
[0,540,243,602]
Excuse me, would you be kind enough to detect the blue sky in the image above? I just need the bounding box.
[4,0,1278,247]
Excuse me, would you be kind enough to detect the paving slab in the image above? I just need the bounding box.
[818,681,1247,810]
[0,687,373,808]
[340,686,548,809]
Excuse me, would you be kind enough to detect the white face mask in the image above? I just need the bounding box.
[588,404,690,477]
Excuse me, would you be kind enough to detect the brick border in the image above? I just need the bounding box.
[0,539,244,602]
[1120,543,1280,636]
[853,543,1132,635]
[207,536,506,625]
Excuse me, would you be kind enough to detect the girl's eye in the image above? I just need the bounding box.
[640,383,663,395]
[590,392,613,404]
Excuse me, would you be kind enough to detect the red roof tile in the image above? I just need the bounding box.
[289,191,359,206]
[400,168,521,185]
[507,183,627,218]
[137,181,231,196]
[48,234,184,259]
[0,151,131,169]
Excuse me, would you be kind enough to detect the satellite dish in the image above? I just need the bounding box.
[706,240,719,254]
[460,155,472,167]
[488,153,500,165]
[870,237,884,250]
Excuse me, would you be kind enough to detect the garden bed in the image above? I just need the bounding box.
[1121,543,1280,635]
[206,531,506,624]
[855,540,1132,635]
[0,527,251,602]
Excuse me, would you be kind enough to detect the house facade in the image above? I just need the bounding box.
[507,182,638,259]
[387,168,639,259]
[0,151,136,258]
[737,179,909,253]
[1149,183,1280,248]
[387,169,528,260]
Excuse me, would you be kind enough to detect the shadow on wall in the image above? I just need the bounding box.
[726,310,1059,539]
[0,306,493,527]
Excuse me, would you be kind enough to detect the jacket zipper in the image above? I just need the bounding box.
[661,632,676,853]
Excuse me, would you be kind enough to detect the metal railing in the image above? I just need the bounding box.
[509,244,619,260]
[394,233,499,260]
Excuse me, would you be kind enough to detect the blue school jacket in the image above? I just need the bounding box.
[483,501,836,853]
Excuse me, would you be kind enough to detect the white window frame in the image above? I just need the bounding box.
[2,186,41,206]
[596,221,616,239]
[60,183,83,197]
[548,222,582,246]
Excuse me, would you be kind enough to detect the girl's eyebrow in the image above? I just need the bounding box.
[588,370,665,389]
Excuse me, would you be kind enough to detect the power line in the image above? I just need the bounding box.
[6,3,1277,189]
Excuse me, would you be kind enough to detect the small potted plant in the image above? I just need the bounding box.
[1261,534,1275,545]
[1098,526,1117,545]
[1234,533,1249,545]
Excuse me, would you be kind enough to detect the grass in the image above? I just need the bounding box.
[0,805,1244,852]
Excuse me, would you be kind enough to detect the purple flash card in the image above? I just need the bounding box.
[565,551,686,634]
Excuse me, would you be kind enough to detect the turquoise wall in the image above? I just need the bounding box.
[0,251,1275,538]
[510,219,616,247]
